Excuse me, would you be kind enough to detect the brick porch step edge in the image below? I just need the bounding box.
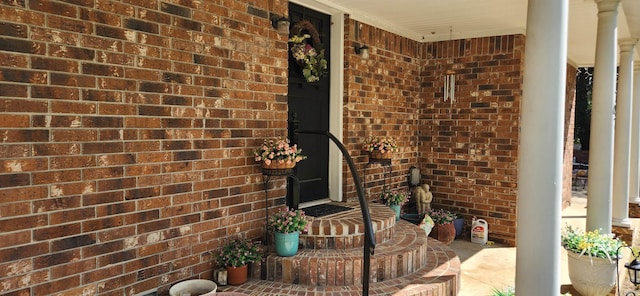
[263,220,428,285]
[219,238,460,296]
[301,202,398,250]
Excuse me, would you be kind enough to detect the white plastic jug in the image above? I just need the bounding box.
[471,219,488,244]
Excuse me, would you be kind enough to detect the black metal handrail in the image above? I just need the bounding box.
[294,129,376,295]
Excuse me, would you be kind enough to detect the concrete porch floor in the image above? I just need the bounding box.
[451,189,591,295]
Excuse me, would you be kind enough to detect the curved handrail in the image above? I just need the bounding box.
[295,129,376,295]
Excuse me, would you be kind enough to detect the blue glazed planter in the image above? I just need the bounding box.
[274,231,300,257]
[388,204,401,221]
[453,217,464,238]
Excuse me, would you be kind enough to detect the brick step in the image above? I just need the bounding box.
[300,202,397,250]
[219,238,460,296]
[262,220,428,286]
[629,202,640,219]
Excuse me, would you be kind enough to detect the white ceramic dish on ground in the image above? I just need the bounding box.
[168,279,217,296]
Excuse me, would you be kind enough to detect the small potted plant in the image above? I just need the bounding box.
[380,189,408,221]
[268,207,309,257]
[214,236,262,285]
[426,208,457,225]
[361,136,398,160]
[254,137,306,170]
[426,208,457,245]
[561,225,625,296]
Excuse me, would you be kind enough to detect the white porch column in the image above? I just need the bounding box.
[515,0,568,294]
[612,39,638,227]
[586,0,620,233]
[630,62,640,204]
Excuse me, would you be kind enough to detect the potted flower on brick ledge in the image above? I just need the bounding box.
[214,236,262,285]
[254,137,306,172]
[268,207,309,257]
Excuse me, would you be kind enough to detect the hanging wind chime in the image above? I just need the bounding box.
[444,70,455,103]
[443,26,456,103]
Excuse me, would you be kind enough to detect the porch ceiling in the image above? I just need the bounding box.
[323,0,640,67]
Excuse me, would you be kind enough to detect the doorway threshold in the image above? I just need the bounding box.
[299,198,332,208]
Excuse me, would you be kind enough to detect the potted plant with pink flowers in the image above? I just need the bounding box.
[380,189,408,221]
[426,208,457,245]
[254,137,306,170]
[362,136,399,160]
[268,207,309,257]
[214,236,262,285]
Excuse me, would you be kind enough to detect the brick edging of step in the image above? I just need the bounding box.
[301,203,398,250]
[219,238,460,296]
[261,220,430,286]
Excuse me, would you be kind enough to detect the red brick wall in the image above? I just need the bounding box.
[418,36,525,246]
[0,1,289,295]
[564,64,578,208]
[0,0,573,293]
[342,19,422,201]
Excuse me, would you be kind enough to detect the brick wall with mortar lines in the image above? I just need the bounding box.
[342,18,422,203]
[0,0,289,295]
[0,1,576,294]
[418,35,525,246]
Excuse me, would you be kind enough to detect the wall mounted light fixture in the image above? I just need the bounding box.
[271,15,290,35]
[353,20,369,59]
[355,44,369,59]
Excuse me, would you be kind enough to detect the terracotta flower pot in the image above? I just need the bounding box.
[429,222,456,245]
[226,265,248,285]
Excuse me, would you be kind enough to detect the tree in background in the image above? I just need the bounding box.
[574,67,593,150]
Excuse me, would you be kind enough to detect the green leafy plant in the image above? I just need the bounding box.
[426,208,457,225]
[268,207,309,234]
[214,236,262,267]
[491,287,515,296]
[254,137,306,166]
[361,136,399,154]
[380,189,408,206]
[561,225,625,261]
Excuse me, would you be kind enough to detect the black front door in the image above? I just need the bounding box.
[288,3,330,203]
